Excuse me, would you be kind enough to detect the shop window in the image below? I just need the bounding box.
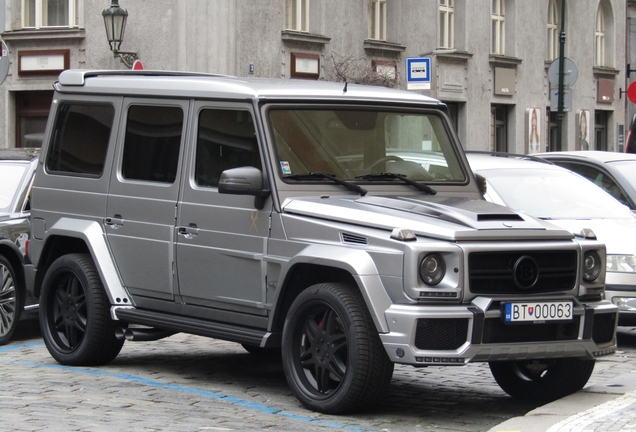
[491,104,508,152]
[16,90,53,148]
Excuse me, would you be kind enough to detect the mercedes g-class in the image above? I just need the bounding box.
[27,70,618,414]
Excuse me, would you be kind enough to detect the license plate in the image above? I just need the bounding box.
[503,301,573,323]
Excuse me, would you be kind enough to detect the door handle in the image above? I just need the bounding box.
[178,225,199,239]
[105,216,124,229]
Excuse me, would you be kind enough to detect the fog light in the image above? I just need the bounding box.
[396,348,405,358]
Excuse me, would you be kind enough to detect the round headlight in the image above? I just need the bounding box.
[583,251,602,282]
[420,253,446,286]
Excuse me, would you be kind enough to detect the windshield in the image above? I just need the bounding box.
[267,107,466,182]
[0,163,27,213]
[484,168,632,219]
[611,161,636,191]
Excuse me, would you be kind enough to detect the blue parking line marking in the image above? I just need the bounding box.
[0,342,370,431]
[0,342,45,352]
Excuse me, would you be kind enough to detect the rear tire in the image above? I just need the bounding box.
[282,282,394,414]
[39,253,124,366]
[0,256,21,345]
[489,357,595,402]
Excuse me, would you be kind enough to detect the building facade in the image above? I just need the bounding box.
[0,0,630,153]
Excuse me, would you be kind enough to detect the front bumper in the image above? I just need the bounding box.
[379,296,618,366]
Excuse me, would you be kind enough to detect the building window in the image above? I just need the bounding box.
[491,0,505,55]
[286,0,309,32]
[22,0,80,29]
[546,0,559,61]
[368,0,386,41]
[439,0,454,49]
[595,6,605,66]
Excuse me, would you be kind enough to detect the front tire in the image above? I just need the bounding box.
[39,253,124,366]
[0,256,21,345]
[282,283,394,414]
[489,357,595,402]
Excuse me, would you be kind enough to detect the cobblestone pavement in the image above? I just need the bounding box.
[2,320,636,432]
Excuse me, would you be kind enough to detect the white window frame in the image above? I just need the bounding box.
[595,6,605,67]
[546,0,559,61]
[491,0,505,55]
[368,0,386,41]
[285,0,309,32]
[22,0,80,29]
[439,0,454,49]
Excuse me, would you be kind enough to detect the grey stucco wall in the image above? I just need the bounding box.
[0,0,629,152]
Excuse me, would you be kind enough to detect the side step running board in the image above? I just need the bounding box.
[115,308,268,346]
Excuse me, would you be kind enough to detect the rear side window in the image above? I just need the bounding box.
[122,105,184,183]
[46,103,115,176]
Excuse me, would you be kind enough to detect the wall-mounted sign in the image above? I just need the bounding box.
[628,81,636,104]
[18,49,70,76]
[372,60,396,81]
[597,79,614,103]
[406,57,431,90]
[0,39,9,85]
[494,67,515,96]
[291,52,320,80]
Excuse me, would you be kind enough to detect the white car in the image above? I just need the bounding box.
[467,152,636,325]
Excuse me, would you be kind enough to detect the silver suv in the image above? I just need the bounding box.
[28,70,618,414]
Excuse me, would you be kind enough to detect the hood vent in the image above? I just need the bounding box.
[477,214,524,222]
[341,233,368,245]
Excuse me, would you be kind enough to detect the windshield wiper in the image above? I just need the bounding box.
[356,173,437,195]
[284,172,368,196]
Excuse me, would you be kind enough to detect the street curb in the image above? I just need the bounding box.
[488,372,636,432]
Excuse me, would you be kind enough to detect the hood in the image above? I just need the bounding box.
[545,217,636,255]
[282,195,575,241]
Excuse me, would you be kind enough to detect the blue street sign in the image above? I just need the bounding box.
[406,57,431,90]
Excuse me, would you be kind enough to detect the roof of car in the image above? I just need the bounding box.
[55,69,444,106]
[0,148,39,161]
[465,151,563,172]
[535,150,636,164]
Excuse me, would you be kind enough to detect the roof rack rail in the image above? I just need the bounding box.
[57,69,232,86]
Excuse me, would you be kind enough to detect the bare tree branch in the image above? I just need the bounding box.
[323,52,397,88]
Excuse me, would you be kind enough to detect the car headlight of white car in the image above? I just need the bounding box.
[607,254,636,273]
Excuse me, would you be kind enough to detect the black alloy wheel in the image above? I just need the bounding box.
[40,254,124,366]
[282,282,393,414]
[0,256,21,344]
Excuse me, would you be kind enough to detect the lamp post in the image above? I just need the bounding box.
[102,0,138,68]
[555,0,566,151]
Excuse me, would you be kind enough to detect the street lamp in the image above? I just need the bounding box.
[102,0,138,68]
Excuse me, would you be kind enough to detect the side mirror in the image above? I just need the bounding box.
[218,166,270,209]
